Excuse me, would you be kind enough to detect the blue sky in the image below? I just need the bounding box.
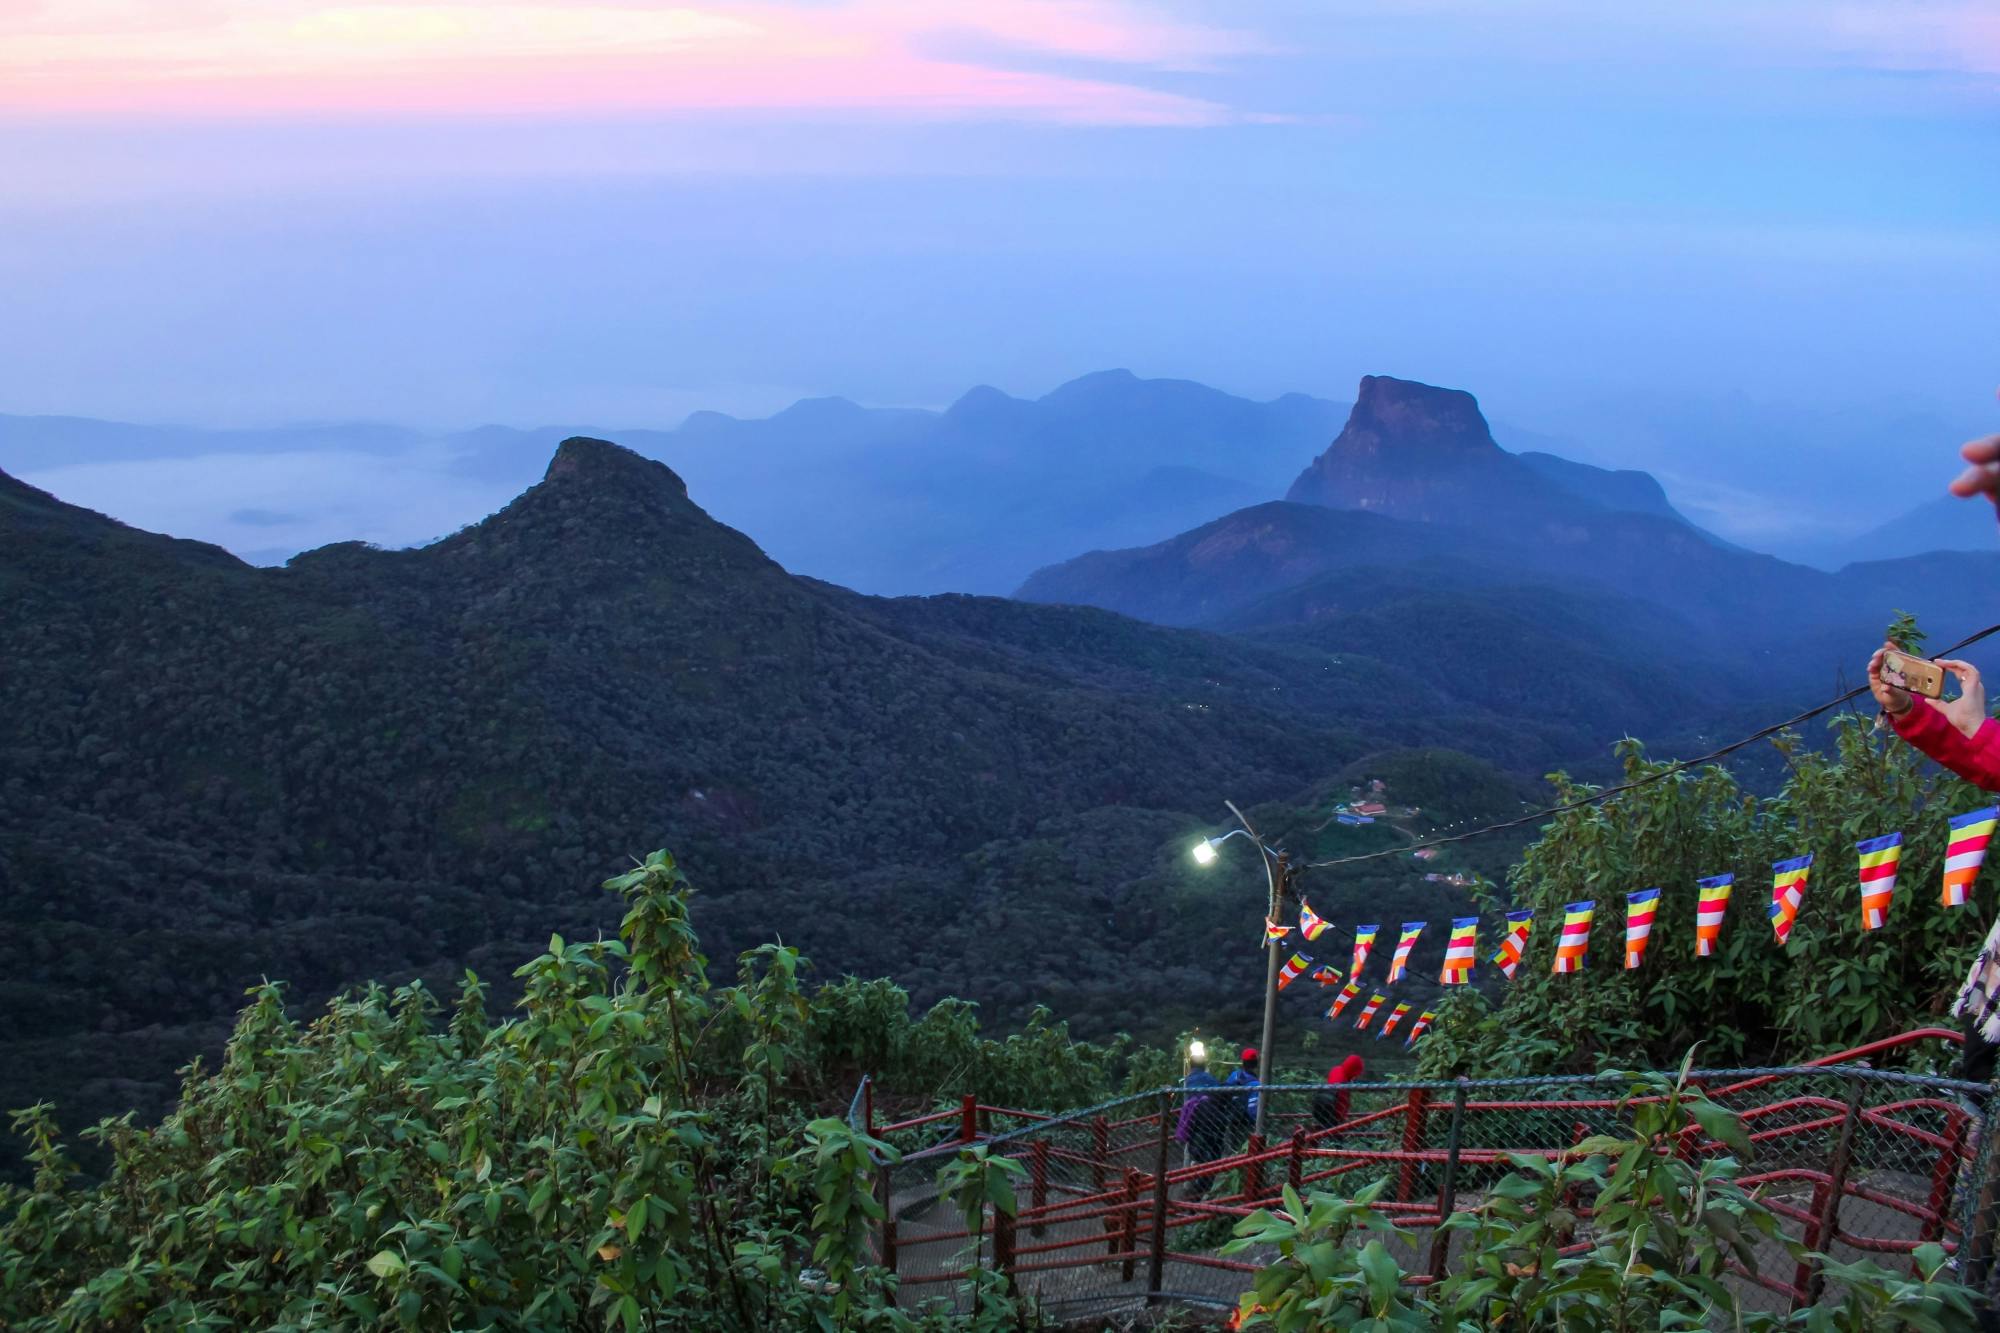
[1,0,1996,550]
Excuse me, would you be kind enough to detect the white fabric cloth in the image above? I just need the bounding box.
[1953,911,2000,1044]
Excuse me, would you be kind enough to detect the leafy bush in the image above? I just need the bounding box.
[0,849,1152,1331]
[1421,688,1994,1077]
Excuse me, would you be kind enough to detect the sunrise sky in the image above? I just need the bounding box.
[2,0,1996,537]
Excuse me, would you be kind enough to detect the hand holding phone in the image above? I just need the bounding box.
[1882,650,1947,700]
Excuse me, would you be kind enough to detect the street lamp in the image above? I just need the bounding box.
[1190,801,1292,1138]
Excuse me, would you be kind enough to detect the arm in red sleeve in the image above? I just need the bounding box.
[1892,702,2000,791]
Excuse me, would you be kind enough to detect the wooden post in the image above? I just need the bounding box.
[1426,1078,1468,1282]
[1243,1133,1266,1203]
[1797,1073,1867,1310]
[1120,1168,1141,1281]
[1147,1091,1173,1298]
[1395,1087,1431,1203]
[1091,1117,1109,1190]
[960,1094,978,1144]
[1028,1139,1050,1238]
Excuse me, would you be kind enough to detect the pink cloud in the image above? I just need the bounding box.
[0,1,1270,124]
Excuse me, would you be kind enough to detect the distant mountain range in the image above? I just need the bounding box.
[10,372,1988,601]
[1021,375,1999,702]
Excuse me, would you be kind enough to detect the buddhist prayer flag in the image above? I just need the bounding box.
[1329,982,1362,1020]
[1492,911,1533,979]
[1771,855,1812,945]
[1439,917,1477,984]
[1625,889,1661,969]
[1350,924,1380,979]
[1944,808,1998,908]
[1310,965,1344,988]
[1694,875,1733,957]
[1404,1010,1436,1048]
[1553,901,1595,973]
[1856,833,1903,930]
[1378,1000,1412,1039]
[1264,918,1291,944]
[1276,953,1313,991]
[1298,901,1328,941]
[1354,992,1387,1030]
[1387,922,1425,984]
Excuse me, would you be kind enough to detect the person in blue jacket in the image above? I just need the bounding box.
[1224,1047,1261,1126]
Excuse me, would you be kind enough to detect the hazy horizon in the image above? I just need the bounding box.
[4,0,1997,570]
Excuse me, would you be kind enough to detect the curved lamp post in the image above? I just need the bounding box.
[1192,799,1294,1138]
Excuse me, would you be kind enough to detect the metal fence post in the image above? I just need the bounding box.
[960,1094,978,1143]
[875,1162,898,1303]
[1426,1077,1468,1282]
[1121,1167,1141,1281]
[1919,1106,1970,1246]
[1287,1126,1306,1194]
[1028,1138,1049,1238]
[1396,1087,1430,1203]
[1243,1133,1266,1202]
[1958,1083,2000,1295]
[992,1203,1017,1296]
[1148,1090,1173,1299]
[862,1076,875,1138]
[1796,1071,1867,1309]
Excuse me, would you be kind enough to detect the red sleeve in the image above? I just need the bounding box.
[1892,704,2000,791]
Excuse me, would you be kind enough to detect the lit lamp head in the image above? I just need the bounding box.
[1188,1038,1207,1064]
[1191,837,1220,866]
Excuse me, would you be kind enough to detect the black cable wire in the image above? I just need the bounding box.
[1296,621,2000,871]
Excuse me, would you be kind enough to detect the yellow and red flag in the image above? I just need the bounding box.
[1771,855,1812,945]
[1856,833,1902,930]
[1694,875,1733,957]
[1386,922,1424,984]
[1491,911,1532,979]
[1350,924,1380,979]
[1439,917,1477,985]
[1944,809,1998,908]
[1553,901,1594,973]
[1624,889,1660,969]
[1378,1001,1412,1039]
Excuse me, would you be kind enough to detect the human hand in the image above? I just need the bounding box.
[1947,392,2000,514]
[1869,643,1913,717]
[1936,658,1988,739]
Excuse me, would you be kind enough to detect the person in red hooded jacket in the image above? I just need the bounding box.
[1311,1054,1365,1131]
[1870,406,2000,1077]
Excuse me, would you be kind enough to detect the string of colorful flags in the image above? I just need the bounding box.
[1263,805,1999,1048]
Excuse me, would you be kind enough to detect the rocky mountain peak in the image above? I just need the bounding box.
[1331,375,1499,460]
[543,436,690,497]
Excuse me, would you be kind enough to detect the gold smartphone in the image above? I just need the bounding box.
[1883,650,1947,700]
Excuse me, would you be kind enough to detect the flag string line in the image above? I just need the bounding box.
[1297,620,2000,871]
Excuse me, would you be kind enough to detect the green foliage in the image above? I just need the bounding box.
[1227,1062,1982,1330]
[1423,704,1995,1076]
[0,849,1130,1331]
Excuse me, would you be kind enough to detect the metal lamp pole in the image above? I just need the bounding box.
[1224,800,1290,1139]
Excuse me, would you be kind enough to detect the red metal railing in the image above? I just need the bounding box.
[857,1027,1984,1314]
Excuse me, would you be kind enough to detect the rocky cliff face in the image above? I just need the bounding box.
[1284,375,1578,529]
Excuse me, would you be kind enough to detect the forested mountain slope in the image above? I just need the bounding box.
[1,437,1642,1176]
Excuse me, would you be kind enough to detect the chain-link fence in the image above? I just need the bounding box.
[851,1064,2000,1320]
